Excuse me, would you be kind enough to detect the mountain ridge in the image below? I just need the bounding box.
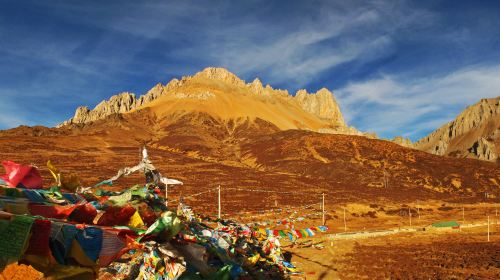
[58,67,363,136]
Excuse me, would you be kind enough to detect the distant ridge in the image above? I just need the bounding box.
[415,97,500,162]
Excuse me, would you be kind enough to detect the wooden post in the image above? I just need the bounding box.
[165,184,168,207]
[409,207,412,227]
[383,169,388,188]
[462,206,465,225]
[322,193,325,226]
[218,185,221,219]
[487,215,490,242]
[417,200,420,219]
[343,207,347,232]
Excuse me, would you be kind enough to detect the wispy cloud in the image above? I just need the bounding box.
[180,0,436,87]
[337,64,500,140]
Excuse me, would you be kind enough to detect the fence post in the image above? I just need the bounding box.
[343,207,347,232]
[462,206,465,225]
[487,215,490,242]
[322,193,325,226]
[409,207,412,227]
[218,185,221,219]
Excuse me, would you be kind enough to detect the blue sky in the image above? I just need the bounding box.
[1,0,499,140]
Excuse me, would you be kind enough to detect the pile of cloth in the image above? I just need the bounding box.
[0,155,326,279]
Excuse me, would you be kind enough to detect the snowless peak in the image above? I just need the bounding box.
[193,67,246,86]
[58,67,351,135]
[415,96,500,162]
[294,87,345,127]
[247,78,265,94]
[316,87,333,97]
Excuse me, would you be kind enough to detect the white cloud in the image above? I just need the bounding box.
[336,64,500,140]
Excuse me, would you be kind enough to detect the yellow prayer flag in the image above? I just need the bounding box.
[47,160,81,191]
[128,211,145,228]
[47,160,60,184]
[244,254,260,267]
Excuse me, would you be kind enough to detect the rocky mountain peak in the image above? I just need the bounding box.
[392,136,415,148]
[316,87,333,97]
[247,78,265,95]
[193,67,246,87]
[294,88,346,127]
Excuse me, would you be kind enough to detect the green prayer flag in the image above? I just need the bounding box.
[0,215,34,259]
[108,191,132,206]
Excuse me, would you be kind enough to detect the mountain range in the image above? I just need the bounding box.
[0,67,498,208]
[59,67,499,163]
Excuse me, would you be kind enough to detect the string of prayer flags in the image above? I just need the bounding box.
[257,225,328,239]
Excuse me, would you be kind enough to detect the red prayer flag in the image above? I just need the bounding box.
[1,161,42,189]
[29,204,78,219]
[25,219,51,255]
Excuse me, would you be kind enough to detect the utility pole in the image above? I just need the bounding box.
[322,193,325,226]
[218,185,221,219]
[487,215,490,242]
[343,207,347,232]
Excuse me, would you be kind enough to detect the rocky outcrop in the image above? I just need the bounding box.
[58,82,177,126]
[294,88,346,127]
[247,78,265,95]
[59,92,138,126]
[415,97,500,162]
[468,137,498,161]
[392,136,415,149]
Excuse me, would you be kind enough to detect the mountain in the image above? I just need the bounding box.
[415,97,500,162]
[0,68,498,210]
[59,67,362,136]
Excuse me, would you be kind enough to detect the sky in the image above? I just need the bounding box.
[1,0,499,140]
